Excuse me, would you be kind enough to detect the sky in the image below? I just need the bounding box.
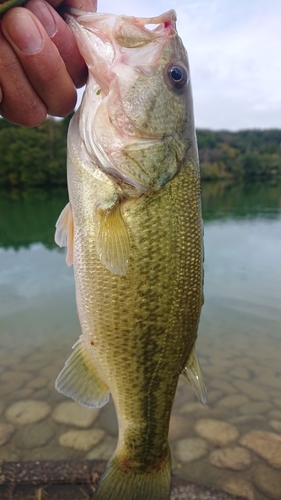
[79,0,281,131]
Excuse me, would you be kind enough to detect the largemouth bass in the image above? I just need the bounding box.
[55,7,206,500]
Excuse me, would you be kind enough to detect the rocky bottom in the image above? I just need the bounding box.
[0,460,245,500]
[0,329,280,500]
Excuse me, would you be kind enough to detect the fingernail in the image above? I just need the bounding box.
[5,11,43,54]
[28,1,57,38]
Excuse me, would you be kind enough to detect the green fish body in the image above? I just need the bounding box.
[55,9,206,500]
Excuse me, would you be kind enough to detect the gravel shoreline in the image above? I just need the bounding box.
[0,459,246,500]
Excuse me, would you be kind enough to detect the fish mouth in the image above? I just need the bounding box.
[65,9,178,93]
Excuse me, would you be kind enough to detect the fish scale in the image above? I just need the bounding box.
[69,157,202,465]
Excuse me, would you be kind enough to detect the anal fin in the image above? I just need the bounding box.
[54,202,74,267]
[182,345,207,405]
[96,202,130,276]
[55,336,110,408]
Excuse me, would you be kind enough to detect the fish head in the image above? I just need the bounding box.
[67,9,196,194]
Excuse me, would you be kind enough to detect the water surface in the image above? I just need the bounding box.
[0,182,280,500]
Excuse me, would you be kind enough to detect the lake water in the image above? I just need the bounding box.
[0,181,280,500]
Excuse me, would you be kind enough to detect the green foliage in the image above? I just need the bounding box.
[197,129,281,180]
[0,117,68,188]
[0,117,281,185]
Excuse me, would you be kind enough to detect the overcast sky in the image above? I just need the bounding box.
[83,0,280,131]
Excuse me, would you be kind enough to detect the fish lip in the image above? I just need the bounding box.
[65,8,177,30]
[64,9,178,96]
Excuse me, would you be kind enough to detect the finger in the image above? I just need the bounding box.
[26,0,88,88]
[2,7,77,117]
[0,28,47,126]
[64,0,97,12]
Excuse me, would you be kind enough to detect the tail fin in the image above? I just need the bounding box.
[93,452,171,500]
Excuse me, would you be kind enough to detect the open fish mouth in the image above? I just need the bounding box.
[64,9,178,96]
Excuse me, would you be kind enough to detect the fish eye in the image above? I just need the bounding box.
[167,63,188,90]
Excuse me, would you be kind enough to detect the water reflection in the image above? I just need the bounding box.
[0,181,280,499]
[0,189,68,249]
[202,180,281,220]
[0,181,280,250]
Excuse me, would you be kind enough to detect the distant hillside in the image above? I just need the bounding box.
[0,117,280,187]
[197,129,281,180]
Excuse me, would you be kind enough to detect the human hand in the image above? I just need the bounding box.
[0,0,96,126]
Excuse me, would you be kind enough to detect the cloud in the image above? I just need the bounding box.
[175,0,281,129]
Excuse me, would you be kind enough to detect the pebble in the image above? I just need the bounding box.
[216,394,249,408]
[6,400,51,425]
[23,446,71,461]
[0,380,25,396]
[268,409,281,420]
[270,389,281,399]
[52,401,100,428]
[174,437,208,464]
[232,379,269,401]
[238,401,272,415]
[270,420,281,433]
[208,446,252,471]
[8,388,34,400]
[180,402,209,414]
[40,366,59,379]
[26,352,48,363]
[258,374,281,390]
[229,415,265,425]
[221,478,254,500]
[0,423,15,446]
[32,389,50,401]
[194,419,239,445]
[27,361,50,372]
[15,421,55,448]
[205,390,223,404]
[0,370,33,383]
[229,366,250,380]
[0,450,19,461]
[98,401,118,437]
[59,428,105,451]
[208,379,238,394]
[253,464,281,500]
[169,415,190,441]
[240,430,281,468]
[274,399,281,410]
[86,436,117,460]
[26,377,48,389]
[0,401,6,416]
[200,366,226,378]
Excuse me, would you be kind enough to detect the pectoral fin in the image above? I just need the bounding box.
[55,336,110,408]
[96,202,130,276]
[54,202,74,267]
[182,345,207,405]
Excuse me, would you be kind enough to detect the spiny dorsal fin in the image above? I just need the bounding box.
[96,203,130,276]
[54,202,74,267]
[182,345,207,405]
[55,336,110,408]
